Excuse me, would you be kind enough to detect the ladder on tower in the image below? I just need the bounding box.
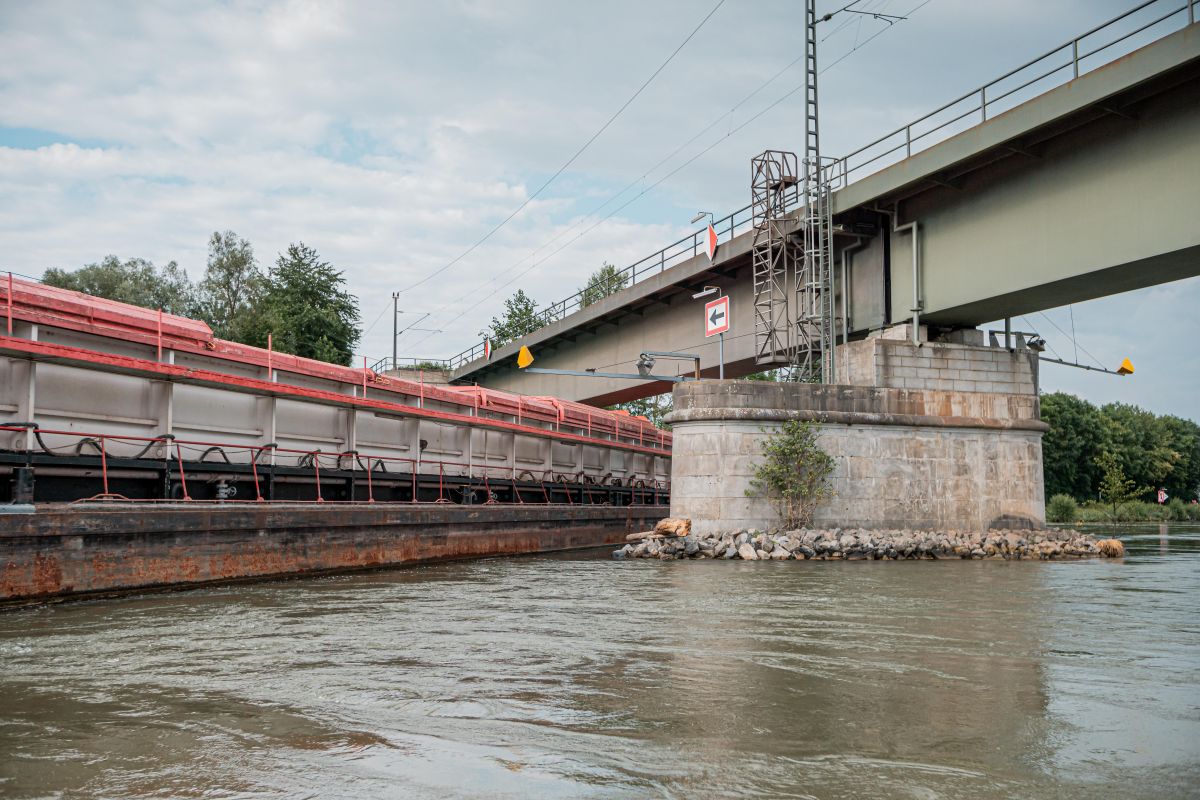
[750,150,799,366]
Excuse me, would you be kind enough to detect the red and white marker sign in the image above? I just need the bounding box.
[704,295,730,337]
[1158,488,1168,504]
[704,223,718,261]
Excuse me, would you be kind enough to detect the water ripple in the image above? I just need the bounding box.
[0,525,1197,798]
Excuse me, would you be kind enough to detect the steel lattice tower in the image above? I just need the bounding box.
[750,150,798,366]
[794,0,836,383]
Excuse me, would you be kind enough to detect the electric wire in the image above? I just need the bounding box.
[1021,314,1063,360]
[822,0,931,72]
[361,297,393,337]
[821,0,888,41]
[1037,310,1107,369]
[392,0,727,295]
[405,48,813,334]
[1069,304,1079,363]
[422,0,899,323]
[399,0,933,355]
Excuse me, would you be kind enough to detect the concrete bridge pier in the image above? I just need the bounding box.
[666,326,1047,534]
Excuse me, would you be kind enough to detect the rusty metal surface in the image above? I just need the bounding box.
[0,503,661,604]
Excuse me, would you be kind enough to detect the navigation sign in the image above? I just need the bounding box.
[1158,488,1168,504]
[704,223,718,261]
[704,296,729,337]
[517,345,535,369]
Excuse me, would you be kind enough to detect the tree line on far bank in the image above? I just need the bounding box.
[41,232,361,366]
[1042,391,1200,506]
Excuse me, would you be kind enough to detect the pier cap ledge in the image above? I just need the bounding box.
[665,380,1046,432]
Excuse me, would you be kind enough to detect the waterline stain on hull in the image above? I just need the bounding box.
[0,503,660,604]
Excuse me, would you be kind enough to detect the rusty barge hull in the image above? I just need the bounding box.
[1,503,657,604]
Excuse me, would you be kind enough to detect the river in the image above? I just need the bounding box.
[2,525,1198,799]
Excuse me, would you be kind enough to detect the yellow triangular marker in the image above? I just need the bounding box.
[1116,358,1134,376]
[517,345,535,369]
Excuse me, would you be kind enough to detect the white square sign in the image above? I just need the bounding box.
[705,296,730,337]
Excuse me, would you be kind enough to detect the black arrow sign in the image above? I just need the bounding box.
[709,306,725,326]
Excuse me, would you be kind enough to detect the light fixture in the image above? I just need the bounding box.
[691,286,719,300]
[690,211,714,225]
[636,354,656,377]
[1027,336,1046,353]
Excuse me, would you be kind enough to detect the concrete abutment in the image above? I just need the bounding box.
[666,332,1046,533]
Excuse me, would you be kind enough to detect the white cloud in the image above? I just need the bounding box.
[2,0,1190,417]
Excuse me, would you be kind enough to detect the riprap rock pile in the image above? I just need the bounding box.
[614,527,1124,561]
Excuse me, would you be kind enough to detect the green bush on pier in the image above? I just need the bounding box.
[746,420,835,529]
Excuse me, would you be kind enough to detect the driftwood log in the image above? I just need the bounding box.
[625,530,660,542]
[654,518,692,537]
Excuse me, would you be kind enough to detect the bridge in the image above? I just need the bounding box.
[447,5,1200,406]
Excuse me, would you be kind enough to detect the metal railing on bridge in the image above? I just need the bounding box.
[442,196,790,372]
[444,0,1196,373]
[368,356,452,373]
[828,0,1197,188]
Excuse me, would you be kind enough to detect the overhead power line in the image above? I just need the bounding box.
[416,45,812,325]
[392,0,727,295]
[1037,310,1108,370]
[398,0,933,354]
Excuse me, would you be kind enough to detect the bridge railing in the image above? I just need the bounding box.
[446,0,1196,372]
[827,0,1195,188]
[368,356,452,373]
[444,194,791,371]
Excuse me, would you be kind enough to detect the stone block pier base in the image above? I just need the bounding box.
[666,334,1047,534]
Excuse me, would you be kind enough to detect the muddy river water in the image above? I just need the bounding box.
[2,525,1198,799]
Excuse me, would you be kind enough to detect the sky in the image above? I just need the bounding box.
[1,0,1196,419]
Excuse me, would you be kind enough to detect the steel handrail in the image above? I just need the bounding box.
[443,197,774,371]
[441,0,1193,372]
[368,356,452,373]
[830,0,1190,186]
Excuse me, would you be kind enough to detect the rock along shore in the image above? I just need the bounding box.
[613,527,1125,561]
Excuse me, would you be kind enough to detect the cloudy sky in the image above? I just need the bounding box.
[1,0,1196,418]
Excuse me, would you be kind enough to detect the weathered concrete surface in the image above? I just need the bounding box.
[0,503,661,604]
[844,327,1038,395]
[667,357,1046,533]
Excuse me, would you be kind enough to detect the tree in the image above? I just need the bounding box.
[1102,402,1179,493]
[1095,450,1148,521]
[1159,415,1200,502]
[197,230,264,341]
[1041,392,1109,500]
[1041,392,1200,504]
[480,289,541,347]
[43,256,197,316]
[246,243,361,366]
[579,263,629,308]
[611,393,674,430]
[745,419,836,529]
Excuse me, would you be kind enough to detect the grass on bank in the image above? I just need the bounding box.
[1047,493,1200,524]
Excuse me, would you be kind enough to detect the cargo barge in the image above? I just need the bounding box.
[0,276,671,602]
